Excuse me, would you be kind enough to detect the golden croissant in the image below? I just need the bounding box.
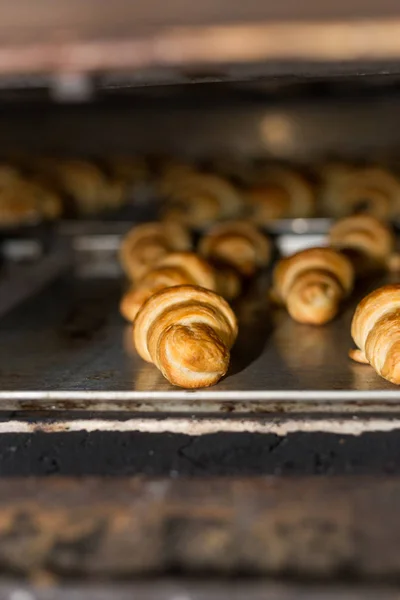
[161,172,243,228]
[247,166,315,222]
[272,247,354,324]
[199,221,271,278]
[320,165,400,220]
[350,284,400,385]
[119,221,191,282]
[120,251,222,322]
[329,214,396,275]
[134,285,238,388]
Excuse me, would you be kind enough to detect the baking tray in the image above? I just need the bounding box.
[0,221,399,422]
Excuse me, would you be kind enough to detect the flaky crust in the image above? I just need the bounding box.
[272,247,354,324]
[329,214,395,275]
[120,252,219,322]
[199,221,271,277]
[350,284,400,384]
[119,222,191,282]
[134,285,238,388]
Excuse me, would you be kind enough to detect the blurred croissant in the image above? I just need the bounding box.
[329,214,397,275]
[350,284,400,385]
[120,251,235,322]
[161,171,243,228]
[134,285,238,388]
[119,221,191,282]
[320,165,400,220]
[247,166,315,223]
[272,247,354,324]
[199,221,271,278]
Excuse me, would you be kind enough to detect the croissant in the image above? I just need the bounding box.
[120,252,219,322]
[199,221,271,278]
[320,166,400,220]
[119,221,191,282]
[134,285,238,388]
[350,284,400,384]
[272,247,354,324]
[329,214,396,275]
[161,172,243,228]
[249,166,315,221]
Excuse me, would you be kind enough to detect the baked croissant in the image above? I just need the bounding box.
[120,252,218,322]
[119,221,191,282]
[249,166,315,221]
[272,247,354,324]
[329,214,396,275]
[320,165,400,220]
[134,285,238,388]
[350,284,400,384]
[199,221,271,278]
[162,172,243,228]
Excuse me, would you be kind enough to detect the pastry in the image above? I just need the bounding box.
[0,179,62,226]
[162,172,243,228]
[199,221,271,278]
[320,166,400,219]
[328,214,396,275]
[120,252,218,322]
[272,247,354,324]
[350,284,400,385]
[249,166,315,220]
[119,222,192,282]
[120,250,241,322]
[133,285,238,388]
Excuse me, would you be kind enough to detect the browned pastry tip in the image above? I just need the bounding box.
[119,221,191,282]
[199,221,271,278]
[156,252,217,292]
[272,247,354,325]
[329,214,396,275]
[133,285,238,388]
[351,284,400,385]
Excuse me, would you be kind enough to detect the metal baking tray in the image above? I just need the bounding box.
[0,220,399,424]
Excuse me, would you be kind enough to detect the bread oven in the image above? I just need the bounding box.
[0,1,400,598]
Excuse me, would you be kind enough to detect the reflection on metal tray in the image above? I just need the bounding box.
[0,254,399,416]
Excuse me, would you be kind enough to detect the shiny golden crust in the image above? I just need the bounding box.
[321,166,400,219]
[119,222,191,282]
[350,284,400,384]
[329,214,395,275]
[254,167,315,218]
[120,266,190,322]
[133,285,238,388]
[272,247,354,324]
[120,252,219,322]
[199,221,271,277]
[161,172,243,227]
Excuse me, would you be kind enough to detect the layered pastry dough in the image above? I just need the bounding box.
[320,165,400,220]
[161,172,243,227]
[272,247,354,324]
[350,284,400,385]
[199,221,271,278]
[119,221,191,282]
[120,252,218,322]
[134,285,238,388]
[248,166,315,222]
[329,214,396,275]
